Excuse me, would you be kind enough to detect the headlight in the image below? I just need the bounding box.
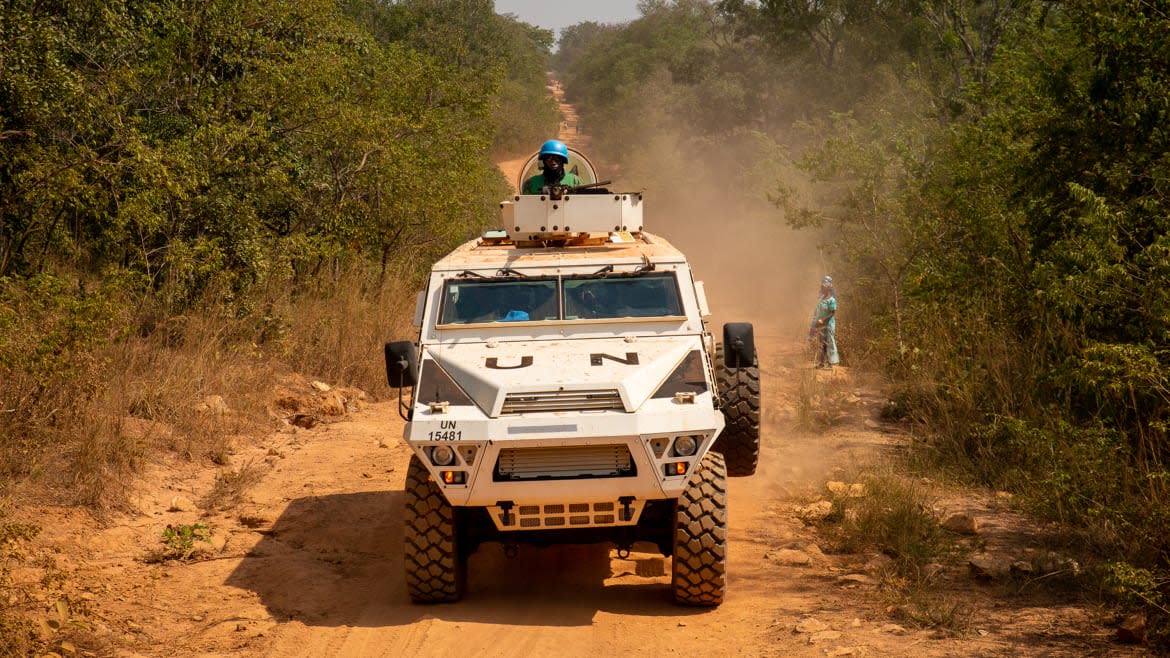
[430,445,456,466]
[673,435,698,457]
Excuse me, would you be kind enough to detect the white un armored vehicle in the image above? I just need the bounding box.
[384,147,761,606]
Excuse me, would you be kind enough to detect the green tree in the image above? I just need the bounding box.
[0,0,549,501]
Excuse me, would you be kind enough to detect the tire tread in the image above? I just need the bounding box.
[672,452,727,606]
[712,344,761,476]
[404,456,464,603]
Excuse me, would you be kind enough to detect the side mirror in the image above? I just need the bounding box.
[722,323,756,368]
[384,341,419,388]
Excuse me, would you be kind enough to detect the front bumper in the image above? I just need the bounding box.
[403,398,724,530]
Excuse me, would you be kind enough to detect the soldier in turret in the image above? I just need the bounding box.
[522,139,581,194]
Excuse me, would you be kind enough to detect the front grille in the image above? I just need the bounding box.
[495,444,635,481]
[496,501,638,530]
[502,388,624,414]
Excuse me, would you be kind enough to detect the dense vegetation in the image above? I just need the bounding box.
[0,0,557,506]
[555,0,1169,641]
[2,0,1168,646]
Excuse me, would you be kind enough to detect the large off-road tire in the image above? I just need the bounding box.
[712,344,761,477]
[672,451,727,606]
[403,455,465,603]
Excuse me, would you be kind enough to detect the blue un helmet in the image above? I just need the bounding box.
[539,139,570,164]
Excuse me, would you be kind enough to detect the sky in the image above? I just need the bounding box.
[494,0,641,39]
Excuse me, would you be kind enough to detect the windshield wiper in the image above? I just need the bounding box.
[496,268,528,278]
[591,265,614,276]
[456,270,485,278]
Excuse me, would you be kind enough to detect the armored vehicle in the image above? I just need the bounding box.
[385,148,761,606]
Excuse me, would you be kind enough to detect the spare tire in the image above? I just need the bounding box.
[712,343,761,477]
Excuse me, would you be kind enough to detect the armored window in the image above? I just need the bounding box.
[438,278,559,324]
[562,272,683,320]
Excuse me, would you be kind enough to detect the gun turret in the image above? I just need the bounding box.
[546,180,613,200]
[500,186,644,242]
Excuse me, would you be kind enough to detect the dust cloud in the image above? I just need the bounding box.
[638,148,827,344]
[531,78,833,346]
[593,129,848,488]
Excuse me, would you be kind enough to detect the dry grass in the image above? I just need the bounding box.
[36,305,285,511]
[812,467,973,631]
[0,505,43,657]
[886,584,972,632]
[819,469,948,564]
[2,263,420,511]
[794,365,820,429]
[793,364,855,431]
[202,461,266,511]
[58,416,147,508]
[792,352,972,631]
[272,264,420,393]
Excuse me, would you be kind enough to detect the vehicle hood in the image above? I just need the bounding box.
[424,337,701,417]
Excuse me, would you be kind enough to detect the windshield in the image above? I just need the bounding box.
[437,272,683,325]
[439,278,559,324]
[563,273,683,319]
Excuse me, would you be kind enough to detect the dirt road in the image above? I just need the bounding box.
[21,328,1136,658]
[495,78,589,194]
[12,80,1142,658]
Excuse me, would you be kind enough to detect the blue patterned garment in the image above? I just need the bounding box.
[812,292,839,366]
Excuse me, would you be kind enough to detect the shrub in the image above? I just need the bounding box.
[0,274,124,482]
[144,523,212,563]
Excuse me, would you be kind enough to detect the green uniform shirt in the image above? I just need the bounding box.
[522,171,582,194]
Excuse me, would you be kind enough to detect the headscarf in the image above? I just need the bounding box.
[820,275,835,299]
